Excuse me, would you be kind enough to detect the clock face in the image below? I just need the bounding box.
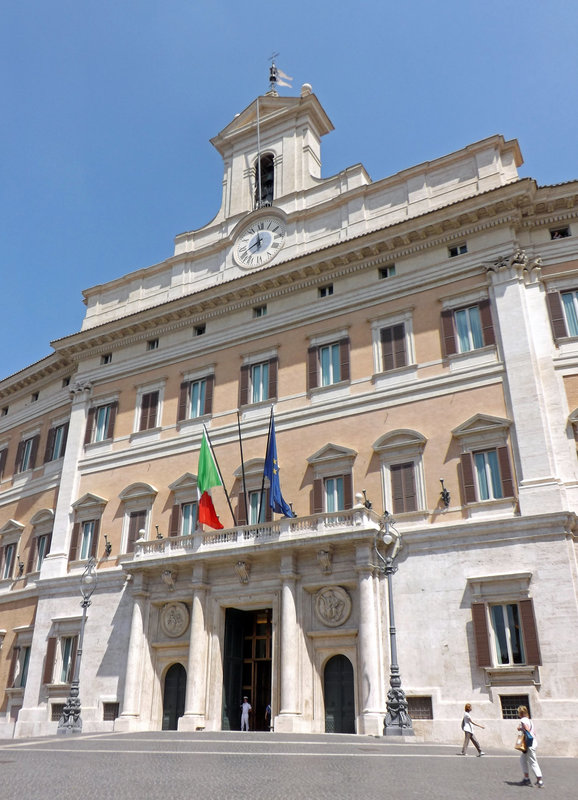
[234,216,286,268]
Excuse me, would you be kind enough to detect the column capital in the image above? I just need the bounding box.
[485,247,542,285]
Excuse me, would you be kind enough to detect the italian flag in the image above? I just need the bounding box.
[197,430,224,530]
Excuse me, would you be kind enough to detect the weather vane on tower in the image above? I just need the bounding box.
[268,53,292,95]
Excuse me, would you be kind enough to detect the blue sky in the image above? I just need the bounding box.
[1,0,577,380]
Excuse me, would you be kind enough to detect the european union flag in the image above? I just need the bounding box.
[264,413,295,517]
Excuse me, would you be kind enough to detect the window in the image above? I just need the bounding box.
[147,339,159,351]
[550,226,570,240]
[103,702,120,721]
[194,324,206,336]
[318,284,333,298]
[378,264,396,279]
[239,358,277,406]
[138,390,159,431]
[380,323,407,371]
[471,598,541,668]
[309,443,356,515]
[1,406,8,416]
[44,422,69,463]
[373,430,427,515]
[249,490,267,524]
[60,637,76,682]
[254,153,274,208]
[441,299,495,356]
[307,338,350,391]
[31,392,39,403]
[500,695,530,719]
[28,532,52,573]
[169,501,198,537]
[490,603,524,665]
[253,305,267,318]
[101,353,112,365]
[324,476,344,512]
[8,645,31,688]
[84,402,118,444]
[178,375,214,421]
[43,635,78,685]
[448,242,468,257]
[406,696,433,720]
[62,377,71,388]
[390,462,417,514]
[461,446,514,503]
[118,482,157,554]
[69,519,99,561]
[15,434,40,473]
[1,543,16,579]
[126,510,146,553]
[0,447,7,480]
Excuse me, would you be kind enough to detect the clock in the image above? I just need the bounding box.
[234,216,286,268]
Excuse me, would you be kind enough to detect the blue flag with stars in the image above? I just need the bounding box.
[264,413,295,517]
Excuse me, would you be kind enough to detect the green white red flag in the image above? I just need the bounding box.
[197,430,224,529]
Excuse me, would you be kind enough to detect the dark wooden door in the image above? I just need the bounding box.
[162,663,186,730]
[324,654,355,734]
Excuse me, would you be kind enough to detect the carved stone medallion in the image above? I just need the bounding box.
[160,602,190,638]
[315,586,352,628]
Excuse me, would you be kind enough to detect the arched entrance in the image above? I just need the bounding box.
[162,663,186,731]
[323,654,355,734]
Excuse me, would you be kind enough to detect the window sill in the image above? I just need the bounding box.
[466,498,517,520]
[130,427,162,444]
[448,345,498,373]
[84,439,113,455]
[43,458,64,476]
[240,401,276,421]
[483,666,540,687]
[177,415,211,432]
[309,381,350,404]
[372,364,418,389]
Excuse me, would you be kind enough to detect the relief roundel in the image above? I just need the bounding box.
[315,586,352,628]
[160,602,190,638]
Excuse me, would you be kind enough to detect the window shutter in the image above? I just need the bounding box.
[239,365,250,407]
[106,402,118,440]
[26,540,36,574]
[497,446,514,498]
[84,407,96,445]
[546,291,568,340]
[307,347,318,391]
[60,421,69,457]
[69,523,80,561]
[471,603,492,667]
[237,491,247,526]
[0,448,7,479]
[381,327,395,372]
[312,478,323,514]
[268,358,278,400]
[177,382,189,422]
[520,599,542,665]
[90,518,100,559]
[44,427,56,463]
[29,435,40,470]
[127,511,146,553]
[14,440,25,474]
[391,464,404,514]
[393,324,407,368]
[0,546,4,577]
[68,636,79,684]
[392,462,417,513]
[339,338,350,382]
[441,309,457,356]
[169,504,181,537]
[343,473,353,510]
[479,299,496,347]
[8,646,20,687]
[460,453,477,504]
[139,393,151,431]
[204,375,214,416]
[42,637,57,684]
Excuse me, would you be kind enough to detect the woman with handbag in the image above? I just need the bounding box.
[517,705,544,788]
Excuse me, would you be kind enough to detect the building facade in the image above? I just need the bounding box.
[1,84,577,753]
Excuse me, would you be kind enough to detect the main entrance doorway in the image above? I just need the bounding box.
[162,663,186,730]
[323,654,355,733]
[222,608,272,731]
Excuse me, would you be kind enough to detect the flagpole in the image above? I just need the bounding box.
[202,425,237,527]
[237,412,250,527]
[258,407,274,522]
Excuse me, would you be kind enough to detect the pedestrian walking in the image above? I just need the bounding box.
[517,705,544,788]
[240,696,252,731]
[459,703,485,756]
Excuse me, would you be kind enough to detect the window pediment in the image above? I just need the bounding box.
[308,443,357,465]
[0,520,25,540]
[72,493,108,513]
[373,429,426,458]
[233,458,265,479]
[467,572,532,601]
[168,473,198,493]
[118,482,158,502]
[29,508,55,526]
[452,414,511,450]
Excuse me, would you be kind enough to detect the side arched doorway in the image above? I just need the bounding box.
[323,654,355,734]
[162,663,186,731]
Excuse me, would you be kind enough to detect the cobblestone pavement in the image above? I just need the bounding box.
[0,732,576,800]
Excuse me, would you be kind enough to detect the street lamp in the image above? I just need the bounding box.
[375,512,414,736]
[57,557,97,735]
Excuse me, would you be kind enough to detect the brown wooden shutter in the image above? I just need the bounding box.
[139,393,151,431]
[169,504,181,536]
[106,402,118,440]
[460,452,477,504]
[497,446,514,498]
[84,407,96,445]
[339,338,350,382]
[312,478,323,514]
[392,462,417,513]
[520,599,542,665]
[89,518,100,559]
[44,427,56,463]
[60,421,69,457]
[471,603,492,667]
[393,324,407,368]
[307,347,318,391]
[42,637,57,684]
[237,491,247,526]
[204,375,214,416]
[29,434,40,470]
[26,540,36,574]
[546,291,568,340]
[381,327,395,372]
[478,299,496,347]
[177,381,190,422]
[239,365,250,407]
[268,358,278,400]
[0,448,7,479]
[127,510,146,553]
[391,464,404,514]
[69,523,81,561]
[8,646,20,688]
[14,440,25,474]
[441,309,457,356]
[343,473,353,510]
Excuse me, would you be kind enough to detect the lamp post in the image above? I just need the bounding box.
[57,557,97,735]
[375,512,413,736]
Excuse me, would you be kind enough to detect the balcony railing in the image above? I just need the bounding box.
[133,506,380,560]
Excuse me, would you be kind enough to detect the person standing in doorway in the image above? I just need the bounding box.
[240,696,252,731]
[517,705,544,788]
[460,703,485,756]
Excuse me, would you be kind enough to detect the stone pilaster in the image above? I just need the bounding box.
[355,544,384,735]
[115,575,149,731]
[179,564,210,731]
[275,554,301,732]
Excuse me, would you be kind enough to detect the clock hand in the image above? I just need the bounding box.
[248,234,263,252]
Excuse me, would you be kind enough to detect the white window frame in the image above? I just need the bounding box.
[373,430,427,519]
[133,380,166,435]
[118,483,157,552]
[489,602,525,666]
[250,361,270,403]
[370,309,416,380]
[473,449,504,501]
[324,475,344,512]
[181,367,215,424]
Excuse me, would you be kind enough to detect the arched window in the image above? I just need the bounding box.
[254,153,275,208]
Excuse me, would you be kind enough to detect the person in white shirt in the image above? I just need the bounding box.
[517,705,544,788]
[460,703,485,756]
[240,697,252,731]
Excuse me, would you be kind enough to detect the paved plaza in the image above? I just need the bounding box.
[0,731,575,800]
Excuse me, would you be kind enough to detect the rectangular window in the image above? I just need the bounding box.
[85,402,117,444]
[36,533,50,570]
[194,324,206,336]
[324,476,344,512]
[190,379,206,418]
[378,264,396,279]
[14,646,31,688]
[251,362,269,403]
[44,422,69,463]
[103,702,120,721]
[178,376,214,422]
[101,353,112,365]
[181,502,198,536]
[51,703,65,721]
[550,227,570,240]
[441,300,495,356]
[60,636,76,683]
[126,510,146,553]
[307,339,350,392]
[2,543,15,579]
[406,696,433,720]
[16,435,39,474]
[95,405,111,442]
[0,448,8,480]
[380,323,407,371]
[454,305,484,353]
[147,339,159,351]
[253,305,267,318]
[80,521,96,561]
[318,284,333,298]
[390,462,417,514]
[320,343,341,386]
[248,491,267,524]
[474,450,503,501]
[561,291,578,337]
[490,603,524,665]
[449,243,468,257]
[139,390,159,431]
[500,695,530,720]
